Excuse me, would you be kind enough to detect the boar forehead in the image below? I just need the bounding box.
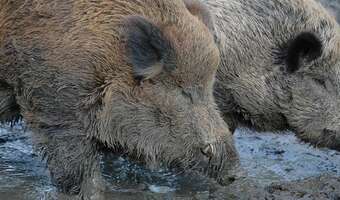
[159,22,220,88]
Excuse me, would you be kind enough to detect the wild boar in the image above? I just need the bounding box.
[206,0,340,150]
[0,0,237,197]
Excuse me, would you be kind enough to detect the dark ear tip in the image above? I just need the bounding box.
[286,32,322,73]
[293,32,322,56]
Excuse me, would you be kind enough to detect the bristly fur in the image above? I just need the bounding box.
[207,0,340,150]
[0,0,238,198]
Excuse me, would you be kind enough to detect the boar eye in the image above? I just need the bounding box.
[285,32,322,73]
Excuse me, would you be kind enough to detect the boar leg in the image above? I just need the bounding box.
[0,81,20,123]
[33,128,107,198]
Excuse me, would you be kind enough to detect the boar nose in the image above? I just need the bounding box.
[201,144,216,158]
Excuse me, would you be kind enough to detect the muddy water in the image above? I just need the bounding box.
[1,124,340,200]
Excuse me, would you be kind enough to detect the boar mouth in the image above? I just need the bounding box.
[105,140,236,182]
[168,140,238,183]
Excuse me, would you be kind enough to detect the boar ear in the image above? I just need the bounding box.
[286,32,322,73]
[183,0,215,32]
[124,16,171,81]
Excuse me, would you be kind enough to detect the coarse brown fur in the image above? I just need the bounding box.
[0,0,238,198]
[204,0,340,150]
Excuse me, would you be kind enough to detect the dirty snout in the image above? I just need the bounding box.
[174,105,238,179]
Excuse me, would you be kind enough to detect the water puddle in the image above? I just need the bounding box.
[0,123,340,199]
